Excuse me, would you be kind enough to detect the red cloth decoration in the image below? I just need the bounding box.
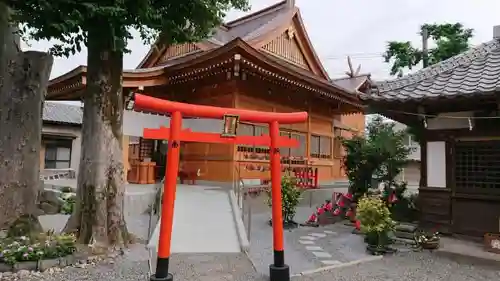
[344,193,353,200]
[388,192,397,203]
[346,210,353,217]
[307,213,317,222]
[355,220,361,230]
[325,202,333,211]
[338,200,345,207]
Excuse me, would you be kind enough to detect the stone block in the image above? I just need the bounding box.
[37,259,59,271]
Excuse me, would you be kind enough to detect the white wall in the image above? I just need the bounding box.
[426,141,446,188]
[422,112,475,188]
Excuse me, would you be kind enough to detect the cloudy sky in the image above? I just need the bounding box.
[22,0,500,81]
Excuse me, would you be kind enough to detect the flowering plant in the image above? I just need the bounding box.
[356,196,395,234]
[414,230,440,245]
[357,195,396,251]
[0,232,76,265]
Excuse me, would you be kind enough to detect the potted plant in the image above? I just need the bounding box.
[356,195,396,255]
[266,175,302,229]
[414,230,440,250]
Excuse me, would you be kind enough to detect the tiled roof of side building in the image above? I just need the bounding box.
[364,37,500,103]
[43,102,83,125]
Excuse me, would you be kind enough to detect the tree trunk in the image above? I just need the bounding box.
[63,25,130,250]
[0,3,53,233]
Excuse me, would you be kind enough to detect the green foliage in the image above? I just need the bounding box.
[357,196,395,244]
[382,182,419,223]
[266,176,302,223]
[341,116,414,200]
[0,231,76,264]
[384,23,473,76]
[60,195,76,215]
[7,0,250,57]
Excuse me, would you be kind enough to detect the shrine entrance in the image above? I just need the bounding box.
[133,94,307,281]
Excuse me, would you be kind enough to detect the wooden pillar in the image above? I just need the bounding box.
[40,141,46,170]
[122,135,130,183]
[306,103,311,158]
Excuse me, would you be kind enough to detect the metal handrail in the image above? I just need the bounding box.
[233,163,255,241]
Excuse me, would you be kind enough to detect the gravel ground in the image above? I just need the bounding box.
[293,251,500,281]
[21,184,498,281]
[11,246,499,281]
[15,247,266,281]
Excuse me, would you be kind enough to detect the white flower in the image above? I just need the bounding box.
[491,239,500,249]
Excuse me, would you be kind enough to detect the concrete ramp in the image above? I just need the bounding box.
[147,184,246,272]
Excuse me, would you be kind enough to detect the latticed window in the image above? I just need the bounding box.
[310,135,332,159]
[333,128,343,158]
[455,140,500,195]
[279,130,306,157]
[237,123,269,153]
[44,139,72,169]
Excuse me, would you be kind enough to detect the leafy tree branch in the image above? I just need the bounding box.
[384,23,473,76]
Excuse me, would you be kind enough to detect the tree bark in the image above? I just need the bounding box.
[63,24,130,250]
[0,3,53,233]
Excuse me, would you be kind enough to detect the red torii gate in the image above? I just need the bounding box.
[134,94,308,281]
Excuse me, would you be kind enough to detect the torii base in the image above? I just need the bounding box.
[150,273,173,281]
[269,264,290,281]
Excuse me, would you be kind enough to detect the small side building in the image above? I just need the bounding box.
[364,26,500,238]
[41,102,82,179]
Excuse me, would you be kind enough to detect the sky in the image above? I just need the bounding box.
[21,0,500,82]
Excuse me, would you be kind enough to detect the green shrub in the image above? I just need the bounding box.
[61,196,76,215]
[266,176,302,223]
[357,196,395,247]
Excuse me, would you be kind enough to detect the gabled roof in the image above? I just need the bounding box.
[138,1,330,79]
[43,102,83,125]
[331,74,371,93]
[365,38,500,103]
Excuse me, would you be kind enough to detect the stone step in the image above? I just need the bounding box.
[395,223,418,233]
[394,230,415,240]
[392,236,416,245]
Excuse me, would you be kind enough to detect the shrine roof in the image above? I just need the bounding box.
[364,33,500,104]
[47,0,366,110]
[138,1,331,78]
[43,102,82,125]
[331,74,371,94]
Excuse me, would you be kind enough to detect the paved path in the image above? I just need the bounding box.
[245,198,372,276]
[149,184,240,253]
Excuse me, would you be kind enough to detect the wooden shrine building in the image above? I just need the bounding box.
[364,26,500,238]
[47,0,366,186]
